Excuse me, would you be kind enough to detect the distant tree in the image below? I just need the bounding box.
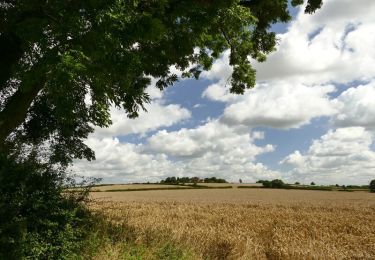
[191,177,200,185]
[310,182,316,186]
[239,179,243,184]
[258,179,285,188]
[261,180,271,188]
[271,179,285,188]
[295,182,300,185]
[204,177,227,183]
[370,179,375,193]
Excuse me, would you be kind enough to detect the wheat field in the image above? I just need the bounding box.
[90,189,375,259]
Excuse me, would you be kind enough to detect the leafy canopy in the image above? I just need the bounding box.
[0,0,322,165]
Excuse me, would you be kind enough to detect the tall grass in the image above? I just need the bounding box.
[78,211,196,259]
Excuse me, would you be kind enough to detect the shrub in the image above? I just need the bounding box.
[258,179,285,188]
[271,179,285,188]
[261,180,271,188]
[0,153,93,259]
[370,180,375,193]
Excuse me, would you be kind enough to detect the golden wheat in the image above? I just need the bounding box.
[90,189,375,259]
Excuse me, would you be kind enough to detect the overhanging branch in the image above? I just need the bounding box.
[0,82,44,148]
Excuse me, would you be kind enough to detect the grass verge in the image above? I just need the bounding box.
[77,213,196,260]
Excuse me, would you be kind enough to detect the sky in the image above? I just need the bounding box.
[72,0,375,185]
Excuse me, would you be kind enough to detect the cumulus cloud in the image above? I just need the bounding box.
[201,50,232,82]
[145,120,279,182]
[203,78,338,130]
[93,102,191,138]
[332,81,375,128]
[280,127,375,184]
[74,120,280,183]
[72,137,176,183]
[220,82,337,128]
[147,120,274,158]
[255,0,375,84]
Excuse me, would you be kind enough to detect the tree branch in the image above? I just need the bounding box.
[0,33,23,90]
[0,82,44,148]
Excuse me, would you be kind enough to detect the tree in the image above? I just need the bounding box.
[258,179,285,188]
[295,182,300,185]
[370,179,375,193]
[310,182,316,186]
[271,179,285,188]
[1,3,324,255]
[0,152,98,258]
[0,0,322,163]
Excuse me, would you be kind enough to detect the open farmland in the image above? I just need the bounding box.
[90,189,375,259]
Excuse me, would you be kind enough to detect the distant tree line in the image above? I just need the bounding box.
[257,179,375,192]
[160,176,227,184]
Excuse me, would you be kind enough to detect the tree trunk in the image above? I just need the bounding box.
[0,83,43,149]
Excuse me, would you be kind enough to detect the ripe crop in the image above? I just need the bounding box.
[90,189,375,259]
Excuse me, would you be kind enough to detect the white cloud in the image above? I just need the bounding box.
[72,137,176,183]
[201,50,232,81]
[220,82,336,128]
[255,0,375,84]
[201,51,240,103]
[145,120,279,182]
[280,150,304,168]
[193,103,204,108]
[280,127,375,184]
[145,85,163,100]
[333,81,375,128]
[200,0,375,88]
[74,120,280,183]
[147,120,273,158]
[93,101,191,138]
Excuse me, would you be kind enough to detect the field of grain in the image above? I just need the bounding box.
[90,189,375,259]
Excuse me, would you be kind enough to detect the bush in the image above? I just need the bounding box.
[0,153,93,259]
[271,179,285,188]
[370,180,375,193]
[258,179,285,188]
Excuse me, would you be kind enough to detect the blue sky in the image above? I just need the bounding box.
[73,0,375,185]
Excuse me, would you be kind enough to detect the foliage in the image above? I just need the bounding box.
[0,0,322,162]
[311,182,316,186]
[370,180,375,193]
[257,179,285,188]
[0,152,95,259]
[79,211,196,259]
